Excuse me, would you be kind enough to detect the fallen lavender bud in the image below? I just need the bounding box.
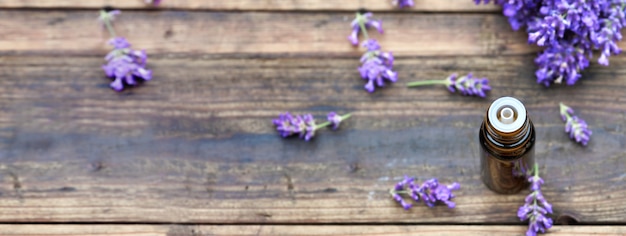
[559,103,592,146]
[102,37,152,91]
[358,39,397,93]
[390,176,460,209]
[518,164,553,236]
[99,9,152,91]
[392,0,414,8]
[145,0,162,5]
[348,10,383,46]
[273,112,352,141]
[406,73,491,98]
[327,112,352,130]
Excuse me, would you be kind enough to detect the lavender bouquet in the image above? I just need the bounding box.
[475,0,626,86]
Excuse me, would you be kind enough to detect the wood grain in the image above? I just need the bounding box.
[0,0,500,12]
[0,225,625,236]
[0,10,534,56]
[0,53,624,224]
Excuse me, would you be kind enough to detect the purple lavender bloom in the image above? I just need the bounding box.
[529,173,544,192]
[395,176,414,190]
[390,176,460,210]
[392,193,412,210]
[348,11,383,46]
[559,103,592,146]
[98,9,120,26]
[274,112,351,141]
[358,39,397,93]
[535,41,588,86]
[273,112,316,141]
[102,37,152,91]
[145,0,162,5]
[446,73,491,97]
[565,116,592,145]
[108,37,131,49]
[406,73,491,98]
[327,112,342,130]
[474,0,626,86]
[392,0,414,8]
[518,164,553,236]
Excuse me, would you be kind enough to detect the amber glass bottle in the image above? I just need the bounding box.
[479,97,535,194]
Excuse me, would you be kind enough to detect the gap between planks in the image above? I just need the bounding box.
[0,0,500,12]
[0,225,624,235]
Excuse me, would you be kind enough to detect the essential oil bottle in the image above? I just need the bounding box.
[479,97,535,194]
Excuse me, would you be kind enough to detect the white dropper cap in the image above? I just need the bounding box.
[500,107,515,124]
[488,97,526,133]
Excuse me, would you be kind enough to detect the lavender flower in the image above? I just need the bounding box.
[348,11,383,46]
[392,0,414,8]
[406,73,491,97]
[99,10,152,91]
[518,164,553,236]
[389,176,460,210]
[273,112,316,141]
[102,38,152,91]
[535,41,587,86]
[559,103,592,145]
[474,0,626,86]
[327,112,351,130]
[145,0,162,5]
[358,39,397,93]
[273,112,352,141]
[98,9,120,29]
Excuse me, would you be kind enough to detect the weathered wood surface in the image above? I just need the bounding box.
[0,10,535,56]
[0,53,624,224]
[0,0,500,12]
[0,225,625,236]
[1,1,626,233]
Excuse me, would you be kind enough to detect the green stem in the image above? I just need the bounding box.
[389,189,408,196]
[315,113,352,130]
[533,163,539,178]
[105,21,117,37]
[340,113,352,121]
[559,102,572,120]
[315,121,332,130]
[100,10,117,37]
[356,13,369,40]
[406,79,448,87]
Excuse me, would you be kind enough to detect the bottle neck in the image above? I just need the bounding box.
[482,113,534,158]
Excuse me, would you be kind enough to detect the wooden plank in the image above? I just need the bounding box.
[0,54,624,224]
[0,10,533,56]
[0,225,625,235]
[0,0,500,12]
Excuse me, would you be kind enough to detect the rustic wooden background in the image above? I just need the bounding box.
[0,0,625,235]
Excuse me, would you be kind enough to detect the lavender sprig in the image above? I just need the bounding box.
[392,0,414,8]
[99,9,152,91]
[359,39,398,93]
[406,73,491,97]
[389,176,460,210]
[349,11,397,93]
[348,11,383,46]
[273,112,351,141]
[518,164,553,236]
[559,103,592,146]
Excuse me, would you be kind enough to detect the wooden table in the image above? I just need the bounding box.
[0,1,625,235]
